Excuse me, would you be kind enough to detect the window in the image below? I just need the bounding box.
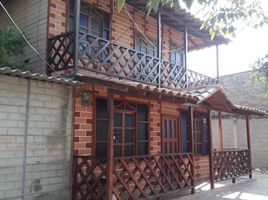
[95,99,149,157]
[170,43,184,66]
[180,111,209,155]
[135,36,157,57]
[79,3,110,39]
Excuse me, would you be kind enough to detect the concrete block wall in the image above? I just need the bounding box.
[0,74,73,200]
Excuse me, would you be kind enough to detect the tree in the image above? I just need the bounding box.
[0,26,26,69]
[116,0,268,39]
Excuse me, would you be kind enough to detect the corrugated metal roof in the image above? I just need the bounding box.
[0,67,79,85]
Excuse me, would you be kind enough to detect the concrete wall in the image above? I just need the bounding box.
[0,0,48,73]
[212,117,268,168]
[0,74,73,200]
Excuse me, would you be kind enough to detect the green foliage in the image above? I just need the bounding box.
[251,54,268,90]
[0,26,26,69]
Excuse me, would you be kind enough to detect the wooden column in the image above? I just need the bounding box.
[74,0,81,75]
[107,90,114,200]
[188,106,195,194]
[207,110,215,189]
[246,115,252,178]
[218,112,223,150]
[184,26,188,88]
[157,9,162,88]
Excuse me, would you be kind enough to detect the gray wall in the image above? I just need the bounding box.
[0,74,73,200]
[0,0,48,73]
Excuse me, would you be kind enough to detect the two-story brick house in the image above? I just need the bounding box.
[1,0,267,200]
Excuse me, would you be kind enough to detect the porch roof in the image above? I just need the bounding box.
[0,67,79,85]
[77,71,268,116]
[126,0,229,50]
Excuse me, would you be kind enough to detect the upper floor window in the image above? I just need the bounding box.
[68,0,109,40]
[80,3,110,40]
[170,43,184,66]
[135,35,157,57]
[95,99,149,158]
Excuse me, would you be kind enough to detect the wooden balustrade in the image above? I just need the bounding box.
[47,32,218,88]
[213,149,251,182]
[72,153,194,200]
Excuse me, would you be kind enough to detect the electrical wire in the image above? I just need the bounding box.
[0,1,61,77]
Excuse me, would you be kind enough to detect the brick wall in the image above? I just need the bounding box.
[0,74,73,200]
[47,0,193,58]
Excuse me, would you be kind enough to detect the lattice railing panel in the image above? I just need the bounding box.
[112,153,194,199]
[47,31,74,74]
[72,156,107,200]
[47,32,218,88]
[213,149,250,181]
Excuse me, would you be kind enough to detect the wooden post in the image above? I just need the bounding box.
[218,112,223,150]
[246,115,252,179]
[74,0,81,75]
[184,26,188,88]
[207,110,215,189]
[188,106,195,194]
[107,90,114,200]
[157,9,162,88]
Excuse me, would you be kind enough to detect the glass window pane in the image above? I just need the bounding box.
[125,114,134,127]
[114,113,122,127]
[137,104,148,121]
[96,143,107,157]
[91,18,101,37]
[137,123,148,140]
[137,142,148,155]
[96,120,108,141]
[125,129,133,143]
[114,145,121,157]
[124,145,133,156]
[80,13,88,29]
[114,129,122,143]
[96,99,108,118]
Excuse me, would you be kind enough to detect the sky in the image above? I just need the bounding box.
[188,1,268,77]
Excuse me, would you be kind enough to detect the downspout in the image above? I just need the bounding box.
[157,9,162,88]
[22,79,31,200]
[73,0,81,77]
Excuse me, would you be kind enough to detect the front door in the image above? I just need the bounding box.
[162,116,179,154]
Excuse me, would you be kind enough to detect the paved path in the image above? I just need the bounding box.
[174,176,268,200]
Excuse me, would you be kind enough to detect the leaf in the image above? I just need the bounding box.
[116,0,125,11]
[183,0,194,9]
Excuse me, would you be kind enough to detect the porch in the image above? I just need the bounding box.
[71,83,259,200]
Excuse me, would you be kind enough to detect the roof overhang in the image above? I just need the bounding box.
[126,0,229,50]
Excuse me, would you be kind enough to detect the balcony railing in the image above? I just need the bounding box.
[72,153,194,200]
[47,31,218,89]
[213,149,251,182]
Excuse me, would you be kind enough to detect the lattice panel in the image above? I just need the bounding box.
[78,33,160,85]
[47,31,74,74]
[112,153,194,199]
[72,156,107,200]
[213,149,250,181]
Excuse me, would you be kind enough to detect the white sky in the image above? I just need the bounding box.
[188,0,268,77]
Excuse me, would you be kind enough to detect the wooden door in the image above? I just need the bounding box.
[162,116,179,154]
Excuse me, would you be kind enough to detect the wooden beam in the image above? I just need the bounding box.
[74,0,81,75]
[218,112,223,150]
[157,9,162,88]
[207,110,215,189]
[246,115,252,179]
[107,90,114,200]
[188,106,195,194]
[184,26,188,88]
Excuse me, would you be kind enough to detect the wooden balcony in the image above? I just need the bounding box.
[72,153,194,200]
[47,31,218,89]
